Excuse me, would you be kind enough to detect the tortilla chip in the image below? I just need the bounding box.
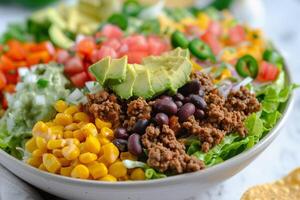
[279,168,300,186]
[138,0,195,8]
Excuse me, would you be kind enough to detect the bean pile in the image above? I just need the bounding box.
[25,100,145,181]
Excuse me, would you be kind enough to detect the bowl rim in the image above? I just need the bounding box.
[0,60,295,188]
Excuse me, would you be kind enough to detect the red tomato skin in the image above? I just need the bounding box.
[147,36,169,56]
[102,39,121,51]
[201,32,222,55]
[126,51,149,64]
[122,35,149,52]
[0,71,7,90]
[97,46,118,59]
[4,71,18,84]
[76,37,96,57]
[207,21,222,37]
[228,25,246,45]
[257,61,279,82]
[101,25,123,39]
[56,50,70,64]
[64,57,84,76]
[70,72,89,88]
[88,71,96,81]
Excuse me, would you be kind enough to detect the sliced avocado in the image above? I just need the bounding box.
[67,7,78,33]
[47,8,66,30]
[105,56,128,85]
[49,25,74,49]
[29,9,49,24]
[150,68,172,95]
[162,47,190,58]
[133,65,155,99]
[112,64,137,99]
[89,57,111,85]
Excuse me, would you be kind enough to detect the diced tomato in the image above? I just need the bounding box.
[64,56,84,76]
[257,61,279,82]
[126,51,149,64]
[201,31,222,55]
[4,70,18,84]
[3,84,16,93]
[27,51,51,66]
[0,71,7,90]
[101,24,123,39]
[148,36,169,56]
[88,71,96,81]
[70,72,89,88]
[30,42,55,55]
[56,50,70,64]
[207,21,222,38]
[94,46,118,61]
[76,37,96,57]
[6,40,27,61]
[122,35,149,52]
[228,25,246,45]
[2,97,8,109]
[102,39,121,51]
[0,55,16,71]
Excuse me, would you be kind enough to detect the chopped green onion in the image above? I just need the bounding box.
[235,55,258,78]
[171,31,189,48]
[188,38,216,62]
[37,78,48,88]
[107,13,128,30]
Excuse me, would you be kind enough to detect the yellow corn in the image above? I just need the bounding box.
[79,152,97,164]
[64,123,79,131]
[47,139,66,150]
[62,144,80,160]
[99,174,117,182]
[101,143,119,165]
[54,100,68,113]
[130,168,145,180]
[27,157,42,168]
[120,152,137,161]
[58,157,71,167]
[53,149,63,158]
[118,175,130,181]
[45,121,56,127]
[63,130,74,138]
[73,130,85,142]
[54,113,73,126]
[32,149,45,157]
[64,105,79,115]
[35,136,47,151]
[65,138,80,146]
[81,123,98,137]
[108,161,127,178]
[48,126,64,138]
[42,153,61,173]
[98,136,110,145]
[32,121,48,137]
[95,118,112,129]
[38,163,47,171]
[77,121,88,128]
[84,136,101,154]
[100,127,114,140]
[88,162,108,179]
[73,112,90,123]
[71,164,89,179]
[25,138,37,153]
[197,13,210,30]
[60,166,73,176]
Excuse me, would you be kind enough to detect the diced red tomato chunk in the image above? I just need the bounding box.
[228,25,246,45]
[70,72,89,88]
[257,61,279,82]
[100,24,123,39]
[201,31,222,55]
[64,57,84,76]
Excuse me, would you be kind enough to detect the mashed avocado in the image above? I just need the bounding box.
[0,64,70,158]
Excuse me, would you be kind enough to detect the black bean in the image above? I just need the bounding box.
[183,97,191,103]
[132,119,149,134]
[173,93,184,101]
[194,109,205,119]
[160,95,172,100]
[113,139,128,152]
[189,94,207,110]
[114,128,128,139]
[179,80,201,95]
[128,134,143,156]
[155,113,169,126]
[154,99,178,115]
[175,101,183,108]
[178,103,196,122]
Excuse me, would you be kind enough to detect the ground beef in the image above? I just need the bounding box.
[190,71,214,93]
[123,98,152,131]
[84,91,122,127]
[142,125,205,173]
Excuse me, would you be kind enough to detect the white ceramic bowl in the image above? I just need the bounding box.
[0,66,294,200]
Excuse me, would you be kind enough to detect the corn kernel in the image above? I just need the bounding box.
[73,130,85,142]
[64,105,79,115]
[102,143,119,165]
[60,166,73,176]
[65,138,80,146]
[58,157,71,167]
[38,163,47,171]
[130,168,145,180]
[48,126,64,138]
[64,123,79,131]
[99,174,117,182]
[77,122,88,128]
[97,156,110,167]
[70,159,79,167]
[32,149,45,157]
[71,164,89,179]
[47,139,66,150]
[79,152,97,164]
[27,157,42,168]
[25,138,37,153]
[54,113,73,126]
[73,112,90,123]
[42,153,61,173]
[53,149,63,158]
[95,118,112,129]
[84,136,101,154]
[35,136,47,151]
[54,100,68,113]
[45,121,56,127]
[32,121,48,137]
[108,161,127,178]
[98,136,110,145]
[100,127,114,140]
[62,144,80,160]
[81,123,98,137]
[63,130,74,138]
[118,175,129,181]
[88,162,108,179]
[120,152,137,161]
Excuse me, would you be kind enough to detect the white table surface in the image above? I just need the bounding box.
[0,0,300,200]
